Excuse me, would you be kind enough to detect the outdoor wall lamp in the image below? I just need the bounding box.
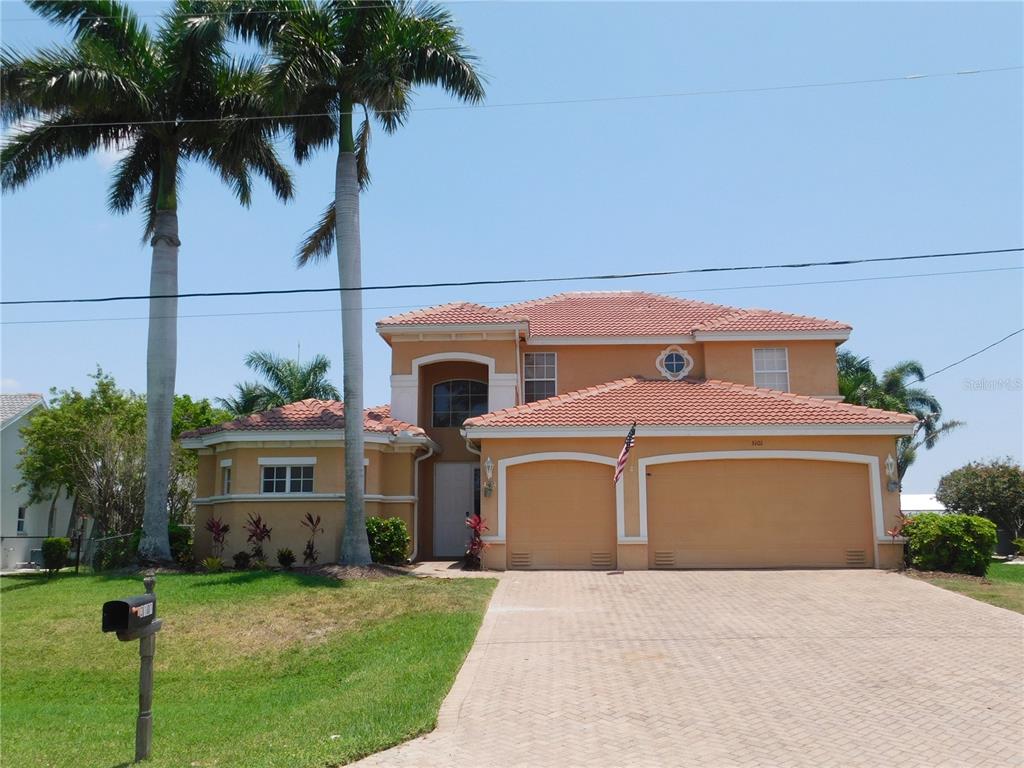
[885,454,899,492]
[483,457,495,497]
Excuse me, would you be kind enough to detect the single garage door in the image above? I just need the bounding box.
[646,459,874,568]
[506,460,616,569]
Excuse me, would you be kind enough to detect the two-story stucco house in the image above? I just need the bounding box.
[183,291,917,570]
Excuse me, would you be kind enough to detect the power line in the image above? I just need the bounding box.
[4,66,1020,131]
[3,264,1020,326]
[924,329,1024,380]
[2,247,1020,307]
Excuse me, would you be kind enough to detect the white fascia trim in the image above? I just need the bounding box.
[526,335,695,346]
[695,330,851,341]
[180,430,433,449]
[464,423,918,438]
[378,322,527,336]
[195,493,416,505]
[410,350,498,375]
[491,452,623,542]
[219,458,233,468]
[637,450,886,565]
[258,456,316,466]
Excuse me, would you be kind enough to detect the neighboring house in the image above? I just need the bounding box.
[183,291,917,570]
[900,493,947,515]
[0,394,75,569]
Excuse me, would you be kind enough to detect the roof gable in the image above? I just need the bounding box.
[1,393,44,429]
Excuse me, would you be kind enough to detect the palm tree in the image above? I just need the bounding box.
[2,0,293,561]
[837,352,964,484]
[219,350,341,415]
[224,0,485,564]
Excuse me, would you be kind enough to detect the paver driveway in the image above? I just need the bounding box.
[353,570,1023,768]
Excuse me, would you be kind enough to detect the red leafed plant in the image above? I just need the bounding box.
[205,516,230,557]
[464,514,489,570]
[244,512,273,562]
[887,511,911,570]
[300,512,324,565]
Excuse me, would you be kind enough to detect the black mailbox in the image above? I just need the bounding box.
[102,595,157,633]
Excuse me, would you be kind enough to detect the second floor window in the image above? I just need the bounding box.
[262,465,314,494]
[17,507,26,535]
[524,352,557,402]
[753,348,789,391]
[221,466,232,495]
[432,380,488,427]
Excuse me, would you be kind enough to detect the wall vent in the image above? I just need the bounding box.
[591,552,614,570]
[845,549,867,567]
[653,551,675,568]
[510,552,532,569]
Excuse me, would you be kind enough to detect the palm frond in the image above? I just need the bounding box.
[296,201,336,267]
[107,135,157,213]
[2,114,125,189]
[25,0,155,70]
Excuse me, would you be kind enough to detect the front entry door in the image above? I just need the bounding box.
[433,462,479,557]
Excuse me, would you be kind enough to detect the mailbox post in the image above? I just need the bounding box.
[102,573,163,763]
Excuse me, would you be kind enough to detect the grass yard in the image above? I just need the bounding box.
[918,561,1024,614]
[0,570,495,767]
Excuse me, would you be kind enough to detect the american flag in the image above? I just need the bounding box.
[613,422,637,485]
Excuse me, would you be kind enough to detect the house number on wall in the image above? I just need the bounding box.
[750,440,764,447]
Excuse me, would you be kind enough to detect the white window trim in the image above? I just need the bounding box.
[753,347,790,391]
[258,456,317,466]
[431,378,489,428]
[221,466,232,495]
[219,458,233,468]
[523,352,558,401]
[656,345,694,380]
[260,464,315,494]
[490,452,625,544]
[637,450,885,565]
[16,507,27,535]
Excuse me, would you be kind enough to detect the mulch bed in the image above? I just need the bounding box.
[309,563,414,580]
[905,568,993,584]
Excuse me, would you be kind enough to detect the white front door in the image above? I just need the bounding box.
[433,462,479,557]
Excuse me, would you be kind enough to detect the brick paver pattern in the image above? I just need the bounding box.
[352,570,1024,768]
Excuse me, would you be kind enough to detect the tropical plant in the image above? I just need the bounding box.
[205,516,231,557]
[2,0,293,562]
[936,458,1024,540]
[300,512,324,565]
[902,512,996,576]
[223,0,485,564]
[218,350,340,415]
[41,537,71,576]
[231,550,252,570]
[276,547,296,570]
[244,512,272,562]
[465,513,489,570]
[836,352,964,483]
[202,555,224,573]
[365,516,410,565]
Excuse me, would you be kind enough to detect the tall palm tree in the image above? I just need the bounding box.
[225,0,485,564]
[219,350,341,415]
[2,0,293,561]
[837,352,964,484]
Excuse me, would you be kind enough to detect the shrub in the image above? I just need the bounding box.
[366,517,410,565]
[244,513,272,561]
[936,458,1024,540]
[169,523,193,568]
[93,536,136,571]
[277,548,296,570]
[904,513,997,576]
[232,551,252,570]
[202,556,224,573]
[464,514,489,570]
[1013,538,1024,557]
[300,512,324,566]
[204,516,230,557]
[42,537,71,575]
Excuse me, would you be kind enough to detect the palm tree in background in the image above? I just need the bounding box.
[219,350,341,415]
[224,0,485,564]
[1,0,293,561]
[837,351,964,484]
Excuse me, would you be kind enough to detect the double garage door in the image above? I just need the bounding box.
[505,458,874,570]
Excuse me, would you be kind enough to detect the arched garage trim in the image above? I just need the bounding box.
[491,452,625,543]
[638,451,885,564]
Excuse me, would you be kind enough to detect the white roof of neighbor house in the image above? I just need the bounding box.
[900,493,947,513]
[0,393,44,429]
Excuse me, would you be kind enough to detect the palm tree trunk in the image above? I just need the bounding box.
[138,193,179,563]
[336,102,371,565]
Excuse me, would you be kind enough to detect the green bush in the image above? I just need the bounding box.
[1013,538,1024,557]
[202,556,224,573]
[904,513,997,576]
[232,551,252,570]
[169,523,193,567]
[366,517,410,565]
[276,548,296,570]
[41,537,71,575]
[93,536,136,571]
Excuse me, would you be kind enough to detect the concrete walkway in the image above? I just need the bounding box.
[353,570,1024,768]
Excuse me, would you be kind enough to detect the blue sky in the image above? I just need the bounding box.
[1,1,1021,493]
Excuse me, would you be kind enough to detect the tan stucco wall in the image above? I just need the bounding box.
[520,343,706,396]
[478,433,903,570]
[390,339,518,375]
[703,340,840,396]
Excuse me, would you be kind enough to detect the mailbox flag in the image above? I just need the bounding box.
[613,422,636,485]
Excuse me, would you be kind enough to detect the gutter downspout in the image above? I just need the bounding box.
[514,324,523,405]
[411,438,436,562]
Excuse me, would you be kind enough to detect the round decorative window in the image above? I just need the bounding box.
[656,346,694,381]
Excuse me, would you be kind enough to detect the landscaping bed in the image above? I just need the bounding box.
[908,561,1024,614]
[0,570,496,767]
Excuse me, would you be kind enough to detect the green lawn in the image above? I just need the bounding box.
[920,561,1024,614]
[0,570,495,767]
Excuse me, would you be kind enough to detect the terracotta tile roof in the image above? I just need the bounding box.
[180,400,425,438]
[464,377,917,429]
[377,301,524,327]
[376,292,849,338]
[0,393,44,428]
